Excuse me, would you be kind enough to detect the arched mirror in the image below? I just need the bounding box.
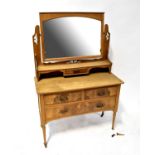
[40,13,104,63]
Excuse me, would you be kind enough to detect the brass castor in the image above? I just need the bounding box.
[100,112,104,117]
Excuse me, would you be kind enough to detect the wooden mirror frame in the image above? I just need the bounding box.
[39,12,105,63]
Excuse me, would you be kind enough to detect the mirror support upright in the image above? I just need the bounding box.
[102,24,110,60]
[32,25,41,80]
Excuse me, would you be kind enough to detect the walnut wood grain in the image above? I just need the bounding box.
[84,86,117,100]
[44,91,82,105]
[45,96,115,122]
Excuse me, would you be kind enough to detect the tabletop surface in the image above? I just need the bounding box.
[35,72,123,94]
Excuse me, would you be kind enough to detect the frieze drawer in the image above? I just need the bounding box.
[84,86,117,100]
[44,91,82,105]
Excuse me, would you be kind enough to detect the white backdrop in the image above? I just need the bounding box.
[0,0,139,155]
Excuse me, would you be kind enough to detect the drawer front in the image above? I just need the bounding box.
[85,97,115,112]
[45,103,78,121]
[44,91,82,105]
[84,86,117,100]
[64,68,89,76]
[45,96,115,121]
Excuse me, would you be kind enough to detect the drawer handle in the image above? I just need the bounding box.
[59,95,68,102]
[60,108,68,114]
[96,102,105,108]
[97,89,109,96]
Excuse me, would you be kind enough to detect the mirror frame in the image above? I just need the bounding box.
[39,12,104,63]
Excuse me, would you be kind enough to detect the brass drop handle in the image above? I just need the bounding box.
[96,102,105,108]
[60,108,68,114]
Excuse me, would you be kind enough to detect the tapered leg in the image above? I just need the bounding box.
[41,125,47,148]
[112,111,116,130]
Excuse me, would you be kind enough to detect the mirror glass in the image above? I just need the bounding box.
[43,17,101,60]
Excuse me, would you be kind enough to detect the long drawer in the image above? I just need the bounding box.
[45,96,116,122]
[44,86,117,105]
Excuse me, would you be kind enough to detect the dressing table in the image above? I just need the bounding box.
[32,12,124,147]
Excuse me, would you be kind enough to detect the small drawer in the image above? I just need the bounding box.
[64,68,89,76]
[68,91,82,102]
[84,86,117,100]
[44,91,82,105]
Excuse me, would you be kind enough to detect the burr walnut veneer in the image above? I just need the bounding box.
[33,12,124,147]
